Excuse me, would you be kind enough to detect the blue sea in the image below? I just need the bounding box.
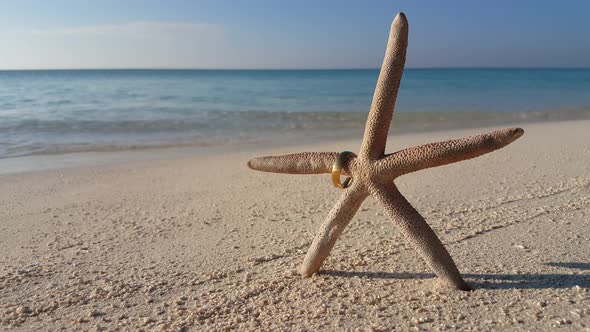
[1,69,590,159]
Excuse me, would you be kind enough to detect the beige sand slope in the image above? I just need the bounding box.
[1,121,589,331]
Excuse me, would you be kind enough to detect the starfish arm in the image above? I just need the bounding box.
[301,183,369,277]
[359,13,409,160]
[247,152,341,175]
[369,182,471,290]
[376,127,524,177]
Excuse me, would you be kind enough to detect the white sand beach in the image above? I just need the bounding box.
[1,120,589,331]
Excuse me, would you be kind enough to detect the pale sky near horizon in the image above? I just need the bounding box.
[1,0,589,70]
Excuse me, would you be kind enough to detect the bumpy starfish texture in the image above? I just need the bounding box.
[247,13,524,291]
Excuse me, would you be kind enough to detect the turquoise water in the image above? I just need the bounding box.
[1,69,590,158]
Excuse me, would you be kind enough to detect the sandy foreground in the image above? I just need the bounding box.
[1,120,589,331]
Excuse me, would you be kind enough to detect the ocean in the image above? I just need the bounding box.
[1,69,590,159]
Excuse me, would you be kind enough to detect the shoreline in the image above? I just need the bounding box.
[3,106,590,161]
[2,117,589,176]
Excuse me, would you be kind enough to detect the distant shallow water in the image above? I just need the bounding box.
[1,69,590,159]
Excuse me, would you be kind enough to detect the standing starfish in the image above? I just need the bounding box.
[247,12,523,291]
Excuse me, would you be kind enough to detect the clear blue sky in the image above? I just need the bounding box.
[1,0,589,69]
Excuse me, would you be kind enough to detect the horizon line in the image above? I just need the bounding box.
[2,66,590,71]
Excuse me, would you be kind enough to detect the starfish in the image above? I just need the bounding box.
[247,12,523,291]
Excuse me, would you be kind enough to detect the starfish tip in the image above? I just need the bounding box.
[246,158,257,170]
[494,127,525,146]
[300,270,314,278]
[503,127,525,144]
[393,12,408,26]
[512,127,525,139]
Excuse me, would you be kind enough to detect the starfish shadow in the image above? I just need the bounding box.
[320,269,590,290]
[545,262,590,270]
